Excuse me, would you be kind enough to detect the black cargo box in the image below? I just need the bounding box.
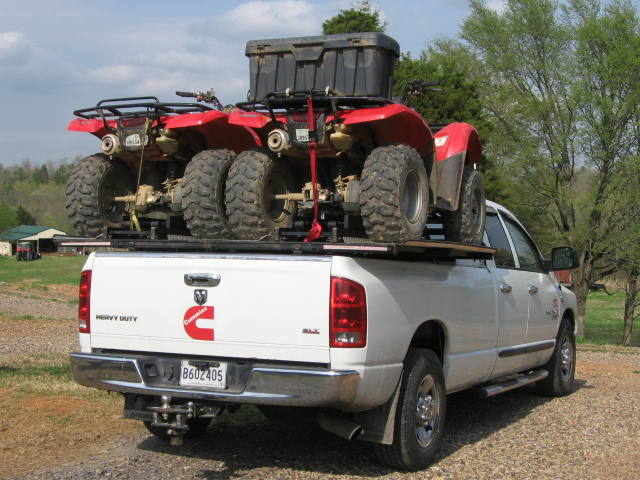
[245,32,400,101]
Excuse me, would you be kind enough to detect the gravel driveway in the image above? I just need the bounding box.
[2,290,639,480]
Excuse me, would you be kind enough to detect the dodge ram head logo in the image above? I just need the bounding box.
[194,290,207,305]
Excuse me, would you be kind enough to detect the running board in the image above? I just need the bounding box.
[477,370,549,398]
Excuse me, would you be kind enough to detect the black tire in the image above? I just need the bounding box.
[225,148,297,240]
[535,318,576,397]
[360,144,429,243]
[143,417,213,440]
[65,154,135,237]
[441,167,485,245]
[181,149,236,239]
[374,348,446,471]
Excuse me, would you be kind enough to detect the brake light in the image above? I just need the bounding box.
[78,270,92,333]
[330,277,367,347]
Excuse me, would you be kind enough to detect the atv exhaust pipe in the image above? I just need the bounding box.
[101,134,121,155]
[268,129,290,152]
[317,411,363,441]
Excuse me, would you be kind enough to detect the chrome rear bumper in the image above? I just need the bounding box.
[70,352,359,408]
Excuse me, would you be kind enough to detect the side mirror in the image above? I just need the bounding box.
[545,247,580,271]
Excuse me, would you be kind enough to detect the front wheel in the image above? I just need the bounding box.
[374,348,446,471]
[441,167,485,245]
[360,144,429,243]
[535,318,576,397]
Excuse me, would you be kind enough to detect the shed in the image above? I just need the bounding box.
[0,225,69,255]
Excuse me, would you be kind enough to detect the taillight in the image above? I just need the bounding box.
[330,277,367,348]
[78,270,92,333]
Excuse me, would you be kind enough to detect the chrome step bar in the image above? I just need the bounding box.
[477,370,549,398]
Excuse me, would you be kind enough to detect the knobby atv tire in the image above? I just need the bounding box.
[441,167,486,245]
[65,154,135,238]
[535,317,576,397]
[374,348,446,471]
[360,144,429,243]
[181,148,236,239]
[143,417,213,440]
[225,148,296,240]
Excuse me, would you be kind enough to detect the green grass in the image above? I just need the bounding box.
[584,290,637,347]
[0,255,87,287]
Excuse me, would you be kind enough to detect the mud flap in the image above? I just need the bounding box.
[353,374,402,445]
[435,152,466,211]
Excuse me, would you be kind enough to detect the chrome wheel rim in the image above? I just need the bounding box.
[414,374,440,448]
[560,335,573,381]
[403,169,423,224]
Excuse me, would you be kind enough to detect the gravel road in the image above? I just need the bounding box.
[2,290,639,480]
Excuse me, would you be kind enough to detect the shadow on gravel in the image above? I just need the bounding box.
[134,384,577,478]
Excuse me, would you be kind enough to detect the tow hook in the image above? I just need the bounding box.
[148,394,195,446]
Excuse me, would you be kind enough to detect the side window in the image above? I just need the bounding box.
[502,216,542,271]
[485,214,515,268]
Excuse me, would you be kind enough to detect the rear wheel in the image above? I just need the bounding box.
[374,348,446,471]
[181,148,236,239]
[143,417,213,439]
[65,154,135,237]
[360,144,429,243]
[441,167,485,245]
[225,148,297,240]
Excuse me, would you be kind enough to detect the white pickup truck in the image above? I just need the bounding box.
[69,201,579,471]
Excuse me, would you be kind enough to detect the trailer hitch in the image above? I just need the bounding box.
[147,394,220,446]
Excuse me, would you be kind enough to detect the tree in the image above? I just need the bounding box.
[0,200,17,232]
[15,204,37,225]
[322,1,387,34]
[461,0,640,336]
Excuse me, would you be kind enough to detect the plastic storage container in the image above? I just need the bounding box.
[245,32,400,101]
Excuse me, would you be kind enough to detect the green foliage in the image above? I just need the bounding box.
[15,204,37,225]
[0,200,17,232]
[0,158,77,232]
[322,1,387,34]
[0,255,86,286]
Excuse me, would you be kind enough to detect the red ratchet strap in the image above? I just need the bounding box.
[305,96,322,242]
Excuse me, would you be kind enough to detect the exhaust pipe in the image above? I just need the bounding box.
[101,134,120,155]
[268,129,290,152]
[317,411,363,441]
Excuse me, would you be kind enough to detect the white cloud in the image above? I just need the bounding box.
[87,65,139,86]
[0,31,31,65]
[203,0,322,39]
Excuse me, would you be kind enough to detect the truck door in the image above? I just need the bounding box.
[486,210,559,378]
[500,215,560,345]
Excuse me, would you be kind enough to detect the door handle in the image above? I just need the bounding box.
[184,273,221,287]
[527,285,539,294]
[500,284,512,293]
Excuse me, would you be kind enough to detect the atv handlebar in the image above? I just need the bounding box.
[176,89,223,110]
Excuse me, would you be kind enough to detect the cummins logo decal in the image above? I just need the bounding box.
[183,306,215,340]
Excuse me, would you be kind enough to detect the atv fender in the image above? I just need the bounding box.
[434,123,481,211]
[68,118,112,139]
[340,104,434,157]
[165,111,259,152]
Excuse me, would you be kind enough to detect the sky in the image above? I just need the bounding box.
[0,0,636,168]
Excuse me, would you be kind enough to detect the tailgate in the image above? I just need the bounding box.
[87,252,332,363]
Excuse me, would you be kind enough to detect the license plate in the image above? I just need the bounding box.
[179,360,227,388]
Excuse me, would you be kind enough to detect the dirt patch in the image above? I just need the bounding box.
[0,389,143,478]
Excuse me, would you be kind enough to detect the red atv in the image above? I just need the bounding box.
[66,90,256,238]
[226,33,486,244]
